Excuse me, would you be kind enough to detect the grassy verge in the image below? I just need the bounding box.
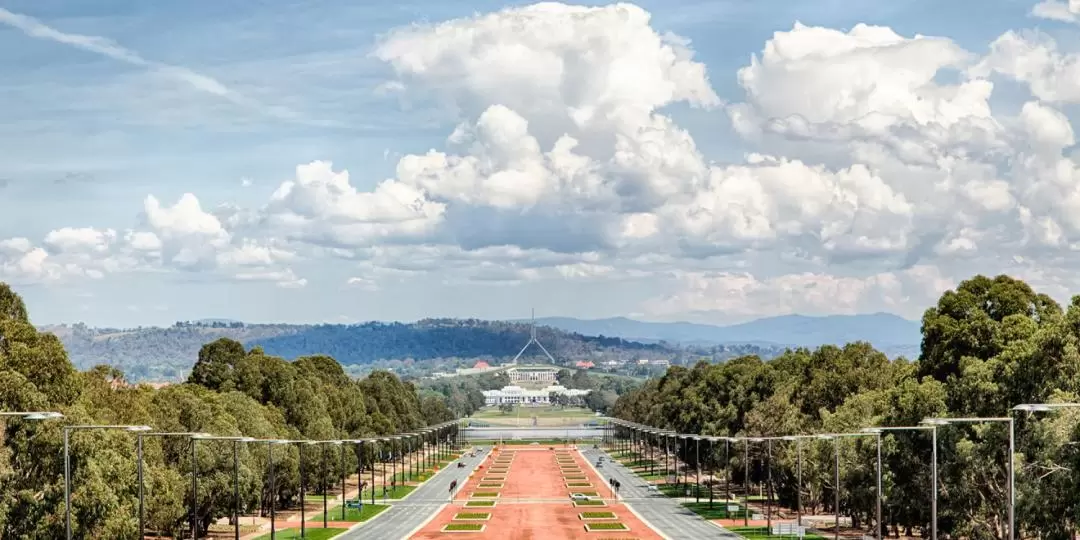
[465,500,496,507]
[681,502,750,519]
[307,503,389,522]
[728,526,825,540]
[255,528,346,540]
[360,485,416,500]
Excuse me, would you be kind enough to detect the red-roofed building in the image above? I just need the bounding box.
[473,360,491,370]
[575,360,595,369]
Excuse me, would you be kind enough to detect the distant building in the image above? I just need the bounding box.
[455,360,500,376]
[574,360,595,369]
[507,366,559,384]
[482,384,591,406]
[649,359,671,368]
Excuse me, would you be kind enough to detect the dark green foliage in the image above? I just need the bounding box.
[615,274,1080,539]
[0,282,457,539]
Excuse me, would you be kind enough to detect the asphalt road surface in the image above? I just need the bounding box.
[338,447,491,539]
[580,447,740,539]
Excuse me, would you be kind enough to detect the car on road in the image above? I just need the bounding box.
[570,493,591,501]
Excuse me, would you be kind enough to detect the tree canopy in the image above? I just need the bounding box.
[613,274,1080,539]
[0,283,454,538]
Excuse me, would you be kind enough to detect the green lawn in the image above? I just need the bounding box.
[658,483,708,498]
[472,406,596,419]
[682,502,750,519]
[360,484,416,500]
[307,503,389,522]
[728,526,825,540]
[255,528,346,540]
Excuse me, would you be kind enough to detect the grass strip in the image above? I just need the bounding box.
[444,523,485,531]
[574,499,607,506]
[728,526,825,540]
[584,522,628,531]
[579,511,617,519]
[465,500,496,507]
[254,528,346,540]
[307,503,389,522]
[453,512,491,520]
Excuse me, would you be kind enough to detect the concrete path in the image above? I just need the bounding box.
[581,447,740,539]
[337,447,491,539]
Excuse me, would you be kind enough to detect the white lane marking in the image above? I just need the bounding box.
[579,448,672,540]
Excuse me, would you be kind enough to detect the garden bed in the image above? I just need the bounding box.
[443,523,486,532]
[584,522,629,532]
[471,491,500,498]
[578,511,618,521]
[465,500,497,507]
[574,500,607,507]
[478,482,504,488]
[566,482,593,487]
[453,512,492,521]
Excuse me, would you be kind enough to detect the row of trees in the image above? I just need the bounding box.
[0,283,455,538]
[612,275,1080,539]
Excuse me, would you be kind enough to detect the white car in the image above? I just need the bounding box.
[570,493,591,501]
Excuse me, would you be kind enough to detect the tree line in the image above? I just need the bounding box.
[613,275,1080,539]
[51,318,679,382]
[0,283,455,538]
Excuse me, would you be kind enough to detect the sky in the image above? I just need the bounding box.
[2,0,1079,328]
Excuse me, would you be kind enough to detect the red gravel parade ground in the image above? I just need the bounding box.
[410,445,661,539]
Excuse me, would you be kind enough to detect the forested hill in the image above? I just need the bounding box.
[42,318,675,381]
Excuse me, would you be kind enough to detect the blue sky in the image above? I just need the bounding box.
[1,0,1077,327]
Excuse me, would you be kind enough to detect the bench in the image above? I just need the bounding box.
[345,500,363,509]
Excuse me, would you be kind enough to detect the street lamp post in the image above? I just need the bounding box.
[64,424,151,540]
[263,439,292,540]
[923,417,1015,540]
[861,426,938,540]
[136,432,210,540]
[816,433,879,540]
[192,435,255,540]
[695,436,701,503]
[743,437,750,527]
[781,435,820,530]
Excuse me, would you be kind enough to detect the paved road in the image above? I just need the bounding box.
[581,447,740,539]
[339,447,491,539]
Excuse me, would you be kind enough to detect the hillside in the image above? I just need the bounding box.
[42,318,675,382]
[528,313,921,357]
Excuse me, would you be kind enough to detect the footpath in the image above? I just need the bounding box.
[234,446,470,539]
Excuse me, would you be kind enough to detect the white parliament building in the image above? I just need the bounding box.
[482,384,591,406]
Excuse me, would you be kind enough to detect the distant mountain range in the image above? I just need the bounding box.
[524,313,921,357]
[41,312,920,383]
[41,319,676,382]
